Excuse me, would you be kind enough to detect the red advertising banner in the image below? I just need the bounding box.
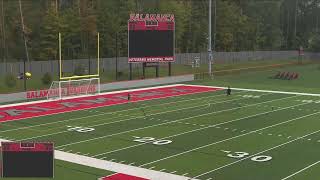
[128,56,174,63]
[1,142,54,152]
[27,85,97,99]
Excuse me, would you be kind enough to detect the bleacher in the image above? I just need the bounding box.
[272,71,299,80]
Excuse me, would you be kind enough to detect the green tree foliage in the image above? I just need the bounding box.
[5,73,17,88]
[1,0,320,62]
[37,8,60,61]
[41,72,52,85]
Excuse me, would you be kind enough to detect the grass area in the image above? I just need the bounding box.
[1,86,320,179]
[2,160,113,180]
[191,62,320,93]
[0,57,304,94]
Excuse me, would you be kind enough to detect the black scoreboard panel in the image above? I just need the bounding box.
[1,142,54,178]
[129,30,174,57]
[128,19,175,63]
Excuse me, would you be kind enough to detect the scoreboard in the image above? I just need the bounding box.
[128,14,175,63]
[1,142,54,178]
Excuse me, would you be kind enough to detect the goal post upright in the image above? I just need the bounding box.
[97,32,100,77]
[59,32,62,80]
[51,32,101,100]
[58,32,100,80]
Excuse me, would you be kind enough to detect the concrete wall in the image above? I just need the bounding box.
[0,51,307,75]
[0,74,194,104]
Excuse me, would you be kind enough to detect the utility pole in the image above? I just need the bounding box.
[294,0,298,38]
[115,32,118,80]
[19,0,29,91]
[18,0,30,64]
[1,0,6,66]
[208,0,213,76]
[55,0,59,14]
[23,58,26,91]
[213,0,216,55]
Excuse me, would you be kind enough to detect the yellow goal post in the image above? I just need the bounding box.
[58,32,100,80]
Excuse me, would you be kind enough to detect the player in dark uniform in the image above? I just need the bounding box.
[127,93,131,101]
[226,86,231,96]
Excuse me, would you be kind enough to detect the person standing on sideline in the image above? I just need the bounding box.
[127,93,131,101]
[226,86,231,96]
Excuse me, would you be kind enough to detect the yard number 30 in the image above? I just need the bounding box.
[225,151,272,162]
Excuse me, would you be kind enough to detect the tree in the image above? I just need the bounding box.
[37,8,60,61]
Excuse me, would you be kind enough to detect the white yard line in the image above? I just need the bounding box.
[18,94,256,142]
[54,92,279,148]
[140,111,320,167]
[193,129,320,179]
[0,89,241,133]
[92,95,303,157]
[281,161,320,180]
[185,84,320,97]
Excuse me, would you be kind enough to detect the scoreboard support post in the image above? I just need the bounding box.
[142,62,146,78]
[156,63,159,78]
[129,63,133,80]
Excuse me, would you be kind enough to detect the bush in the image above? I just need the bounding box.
[42,72,52,85]
[74,64,86,76]
[5,73,17,88]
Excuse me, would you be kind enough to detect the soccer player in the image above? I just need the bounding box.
[226,86,231,96]
[127,93,131,101]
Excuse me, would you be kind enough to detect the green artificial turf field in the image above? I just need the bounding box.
[2,61,320,180]
[1,83,320,179]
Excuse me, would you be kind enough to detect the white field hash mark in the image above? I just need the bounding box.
[91,96,309,158]
[0,89,243,134]
[140,111,320,168]
[55,92,276,148]
[193,129,320,179]
[18,92,251,142]
[90,95,303,157]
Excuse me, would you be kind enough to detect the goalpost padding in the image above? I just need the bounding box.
[47,78,100,100]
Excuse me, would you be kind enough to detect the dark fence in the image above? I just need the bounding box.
[0,51,310,75]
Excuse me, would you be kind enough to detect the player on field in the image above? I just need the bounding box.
[226,86,231,96]
[127,93,131,101]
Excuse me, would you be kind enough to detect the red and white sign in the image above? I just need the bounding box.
[128,56,175,63]
[27,85,97,99]
[129,14,175,22]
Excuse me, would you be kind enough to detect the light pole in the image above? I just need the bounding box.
[208,0,213,76]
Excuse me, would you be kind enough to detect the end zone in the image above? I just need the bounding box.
[0,85,222,122]
[99,173,149,180]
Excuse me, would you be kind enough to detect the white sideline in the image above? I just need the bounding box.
[0,138,195,180]
[185,84,320,97]
[55,151,196,180]
[0,84,185,109]
[281,161,320,180]
[0,88,236,133]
